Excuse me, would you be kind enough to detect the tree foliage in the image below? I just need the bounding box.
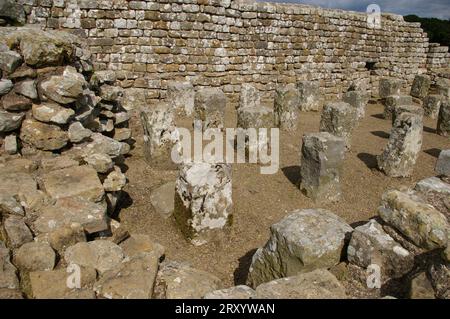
[404,15,450,49]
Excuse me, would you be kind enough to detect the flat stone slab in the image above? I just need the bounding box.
[149,181,175,219]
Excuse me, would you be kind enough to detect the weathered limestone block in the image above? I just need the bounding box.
[379,78,403,99]
[20,119,68,151]
[0,79,13,96]
[119,234,165,260]
[436,78,450,98]
[0,49,22,74]
[34,196,108,235]
[84,153,113,174]
[166,81,195,115]
[4,134,17,155]
[15,79,37,100]
[0,194,24,216]
[154,261,222,299]
[437,98,450,137]
[0,172,42,211]
[239,83,260,110]
[41,165,105,202]
[45,223,87,254]
[90,70,116,89]
[247,209,352,287]
[149,181,175,219]
[120,88,146,111]
[319,102,356,149]
[94,252,159,299]
[436,149,450,176]
[423,95,442,119]
[409,272,435,299]
[343,90,368,120]
[297,81,320,111]
[391,104,424,125]
[254,269,346,299]
[1,91,31,111]
[140,102,180,170]
[377,113,423,177]
[40,66,87,104]
[428,260,450,299]
[383,95,413,119]
[347,219,414,278]
[64,240,124,275]
[194,88,227,130]
[410,74,431,99]
[32,102,74,124]
[299,132,346,203]
[0,242,19,290]
[103,169,127,192]
[14,242,55,272]
[237,106,274,156]
[378,190,449,250]
[274,83,299,131]
[414,177,450,216]
[3,216,33,249]
[174,162,232,246]
[0,110,24,133]
[204,285,256,299]
[99,84,122,102]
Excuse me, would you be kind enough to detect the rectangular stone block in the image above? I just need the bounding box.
[423,95,442,119]
[437,98,450,137]
[319,102,356,149]
[297,81,320,112]
[239,84,261,110]
[410,74,431,99]
[436,149,450,177]
[343,90,368,120]
[194,88,227,130]
[300,132,346,202]
[383,95,413,119]
[274,83,299,131]
[379,78,403,99]
[166,80,195,116]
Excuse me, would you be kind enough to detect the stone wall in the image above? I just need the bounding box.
[20,0,431,105]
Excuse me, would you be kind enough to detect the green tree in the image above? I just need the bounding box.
[404,15,450,50]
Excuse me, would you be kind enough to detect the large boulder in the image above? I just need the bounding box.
[3,216,33,249]
[247,209,352,287]
[14,242,56,272]
[20,119,68,151]
[32,102,75,124]
[1,91,31,111]
[0,0,25,25]
[40,66,86,104]
[0,110,24,133]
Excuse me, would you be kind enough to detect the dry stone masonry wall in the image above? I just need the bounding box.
[19,0,435,106]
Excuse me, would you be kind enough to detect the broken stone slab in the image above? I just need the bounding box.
[194,88,227,130]
[154,261,222,299]
[0,241,19,290]
[64,240,124,275]
[41,165,105,202]
[29,266,97,299]
[423,95,442,119]
[436,149,450,176]
[379,78,403,99]
[391,104,424,125]
[0,158,37,175]
[84,153,113,174]
[20,119,68,151]
[0,110,24,133]
[34,196,108,235]
[166,80,195,115]
[319,101,357,149]
[377,112,423,178]
[3,134,17,155]
[343,90,368,120]
[436,78,450,98]
[297,81,321,111]
[437,98,450,137]
[378,189,449,250]
[150,181,175,219]
[114,112,129,126]
[174,162,233,246]
[14,242,56,272]
[120,88,146,111]
[113,128,132,142]
[274,83,300,131]
[32,102,74,124]
[103,169,126,193]
[15,79,37,100]
[3,216,33,249]
[0,171,43,211]
[0,288,23,299]
[0,49,22,74]
[140,102,180,170]
[254,269,346,299]
[247,209,352,288]
[44,223,87,255]
[415,177,450,196]
[347,219,414,279]
[410,74,431,99]
[409,272,435,299]
[1,91,31,111]
[239,83,261,110]
[94,252,159,299]
[0,79,13,95]
[203,285,256,299]
[40,156,79,172]
[99,84,122,102]
[119,234,165,260]
[383,95,413,119]
[80,133,127,159]
[0,194,24,216]
[90,70,117,89]
[299,132,346,203]
[40,66,87,104]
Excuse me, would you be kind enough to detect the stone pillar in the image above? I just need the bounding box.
[274,83,299,131]
[436,149,450,176]
[379,78,403,99]
[436,78,450,98]
[423,95,442,119]
[383,95,413,119]
[247,209,352,287]
[410,74,431,99]
[437,98,450,137]
[174,162,233,246]
[343,90,369,120]
[166,80,195,116]
[319,102,357,149]
[297,81,320,111]
[299,132,346,202]
[239,84,260,110]
[391,104,424,125]
[140,102,180,170]
[377,112,423,177]
[194,88,227,130]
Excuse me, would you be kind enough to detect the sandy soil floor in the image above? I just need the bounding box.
[118,100,450,291]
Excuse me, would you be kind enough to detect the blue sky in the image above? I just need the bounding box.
[261,0,450,19]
